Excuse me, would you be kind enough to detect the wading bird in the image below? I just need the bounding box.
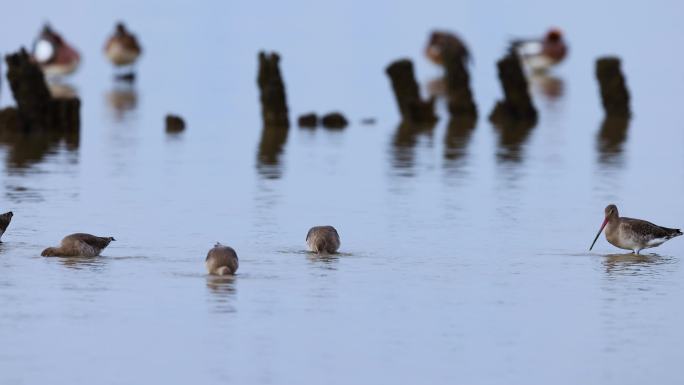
[590,204,681,254]
[41,233,115,257]
[306,226,340,254]
[205,243,239,275]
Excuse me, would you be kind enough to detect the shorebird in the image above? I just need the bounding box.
[0,211,13,242]
[425,30,470,66]
[205,243,239,275]
[41,233,115,257]
[32,24,81,77]
[104,22,142,69]
[590,204,682,254]
[306,226,340,254]
[511,28,567,72]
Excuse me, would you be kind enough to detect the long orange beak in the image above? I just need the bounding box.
[589,217,609,250]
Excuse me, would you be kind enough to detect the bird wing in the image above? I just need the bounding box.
[69,233,110,249]
[620,218,677,241]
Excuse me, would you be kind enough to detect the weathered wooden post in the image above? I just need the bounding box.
[3,48,80,131]
[443,47,477,119]
[489,52,537,125]
[595,57,630,117]
[385,59,437,124]
[257,51,289,127]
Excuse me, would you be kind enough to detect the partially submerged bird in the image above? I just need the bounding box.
[32,24,81,77]
[306,226,340,254]
[41,233,115,257]
[104,22,142,68]
[425,30,470,66]
[590,204,682,254]
[0,211,13,242]
[205,243,239,275]
[511,28,567,72]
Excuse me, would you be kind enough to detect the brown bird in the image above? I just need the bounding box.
[0,211,13,242]
[32,24,81,76]
[306,226,341,254]
[511,28,568,72]
[104,22,142,67]
[205,243,239,275]
[41,233,115,257]
[590,204,682,254]
[425,30,470,66]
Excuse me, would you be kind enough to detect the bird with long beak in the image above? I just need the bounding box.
[590,204,682,254]
[104,22,142,69]
[32,24,81,77]
[511,28,567,73]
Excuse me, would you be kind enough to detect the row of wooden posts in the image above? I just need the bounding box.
[0,47,629,135]
[257,51,631,130]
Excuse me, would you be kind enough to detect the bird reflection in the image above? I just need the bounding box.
[529,73,564,102]
[106,82,138,120]
[597,116,630,166]
[307,252,339,269]
[602,253,669,276]
[206,275,237,313]
[391,120,436,174]
[0,127,79,169]
[256,124,289,179]
[492,119,535,163]
[57,256,107,271]
[444,117,475,167]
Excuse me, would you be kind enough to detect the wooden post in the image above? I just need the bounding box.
[385,59,437,124]
[257,51,289,127]
[595,57,630,117]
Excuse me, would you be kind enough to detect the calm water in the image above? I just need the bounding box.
[1,1,684,384]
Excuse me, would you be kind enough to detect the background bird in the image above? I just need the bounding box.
[510,28,567,72]
[104,22,142,77]
[32,24,81,77]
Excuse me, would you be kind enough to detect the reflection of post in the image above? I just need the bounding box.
[444,117,476,163]
[595,57,630,117]
[489,53,537,124]
[597,116,629,165]
[257,124,289,179]
[4,48,80,131]
[443,48,477,119]
[385,59,437,124]
[257,51,289,127]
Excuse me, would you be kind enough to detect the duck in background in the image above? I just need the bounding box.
[104,22,142,81]
[511,28,568,73]
[425,30,470,67]
[32,24,81,77]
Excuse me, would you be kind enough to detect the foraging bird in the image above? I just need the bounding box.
[205,242,239,275]
[41,233,115,257]
[104,22,142,67]
[511,28,567,72]
[32,24,81,76]
[425,30,470,66]
[0,211,13,242]
[306,226,340,254]
[590,204,682,254]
